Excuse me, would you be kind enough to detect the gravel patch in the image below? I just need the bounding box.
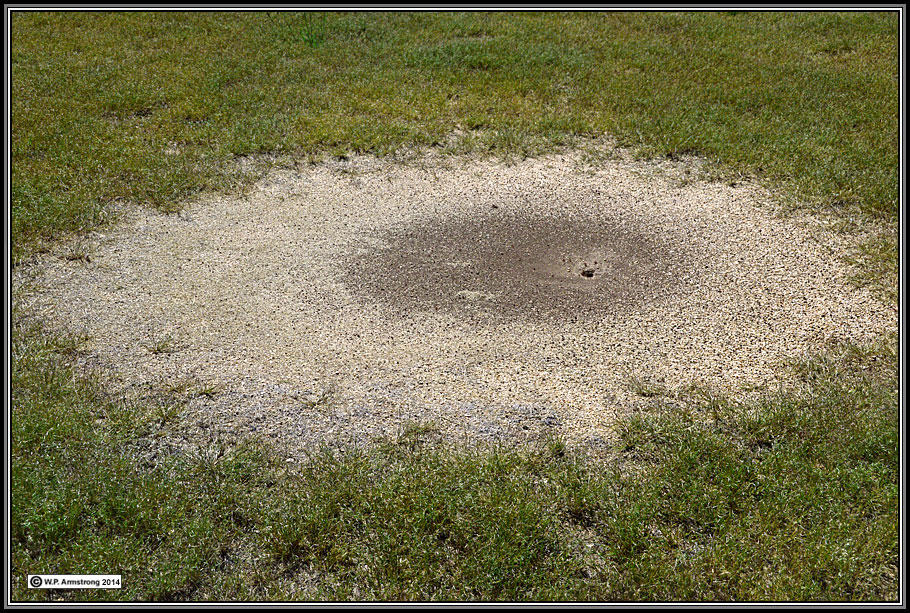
[14,143,897,457]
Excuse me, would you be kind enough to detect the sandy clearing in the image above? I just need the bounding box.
[14,144,896,455]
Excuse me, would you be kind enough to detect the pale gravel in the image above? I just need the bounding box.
[14,143,897,457]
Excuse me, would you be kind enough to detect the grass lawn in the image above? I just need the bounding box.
[8,10,901,602]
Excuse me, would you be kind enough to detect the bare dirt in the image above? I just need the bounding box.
[14,142,897,457]
[348,210,689,323]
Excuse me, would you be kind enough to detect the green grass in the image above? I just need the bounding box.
[10,11,899,261]
[9,10,901,602]
[11,322,899,601]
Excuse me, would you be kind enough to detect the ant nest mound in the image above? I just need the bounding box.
[15,144,896,454]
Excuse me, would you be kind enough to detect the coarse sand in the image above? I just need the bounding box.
[14,143,897,456]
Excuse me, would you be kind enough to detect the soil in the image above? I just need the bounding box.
[347,210,690,323]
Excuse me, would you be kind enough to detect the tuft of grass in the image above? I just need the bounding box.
[196,384,222,399]
[263,11,328,48]
[145,334,177,355]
